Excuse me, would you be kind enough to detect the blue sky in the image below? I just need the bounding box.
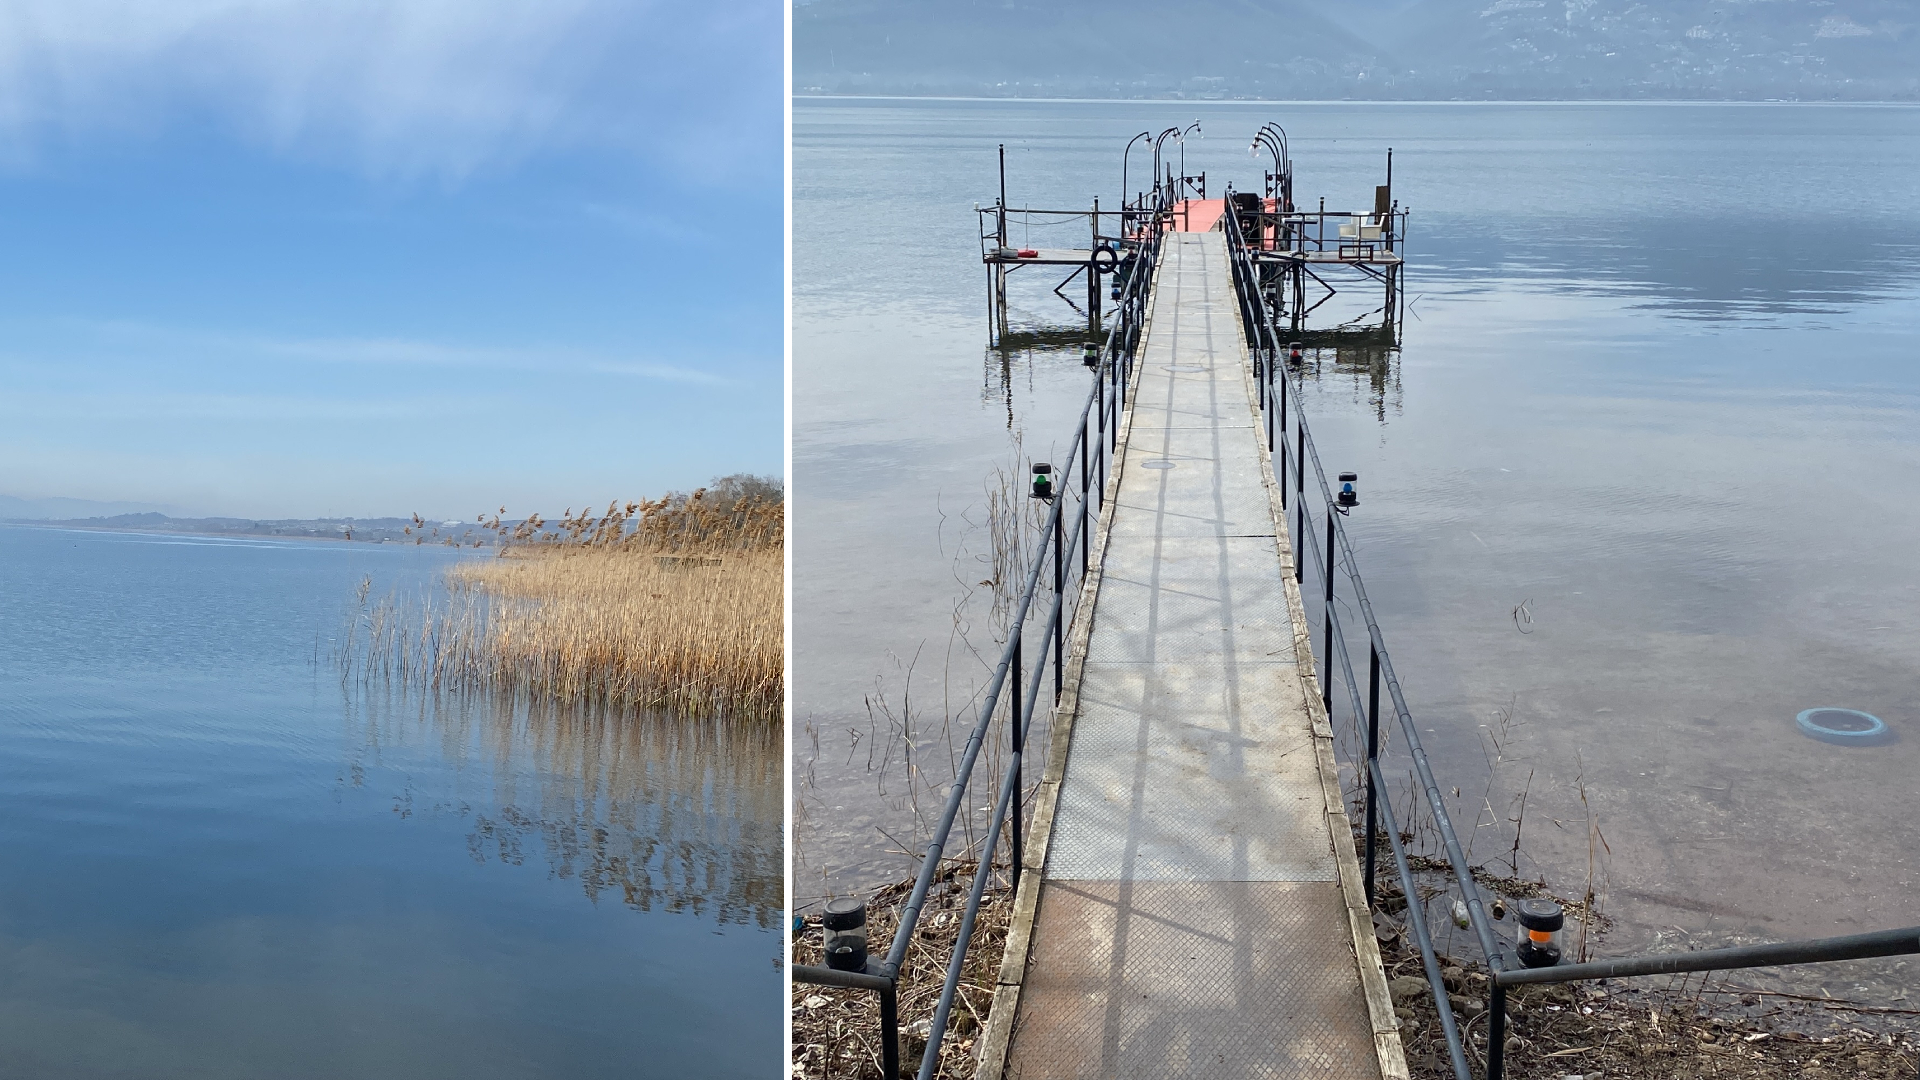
[0,1,782,520]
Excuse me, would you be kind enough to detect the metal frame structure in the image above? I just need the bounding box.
[983,139,1404,350]
[979,133,1221,346]
[1228,166,1408,342]
[976,202,1118,344]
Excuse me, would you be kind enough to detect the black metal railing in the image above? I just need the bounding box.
[1222,186,1920,1080]
[794,187,1174,1080]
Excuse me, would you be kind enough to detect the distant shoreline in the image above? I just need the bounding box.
[0,518,494,548]
[794,93,1920,107]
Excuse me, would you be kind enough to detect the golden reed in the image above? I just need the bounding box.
[349,480,783,719]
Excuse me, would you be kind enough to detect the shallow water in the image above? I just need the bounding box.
[793,99,1920,986]
[0,525,780,1078]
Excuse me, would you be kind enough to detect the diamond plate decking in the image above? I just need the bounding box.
[991,232,1404,1080]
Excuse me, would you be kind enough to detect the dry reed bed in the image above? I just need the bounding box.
[463,545,779,715]
[348,485,783,719]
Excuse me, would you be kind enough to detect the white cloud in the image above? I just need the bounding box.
[14,317,744,385]
[244,331,740,385]
[0,386,462,422]
[0,0,779,179]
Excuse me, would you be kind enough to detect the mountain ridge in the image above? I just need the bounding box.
[795,0,1919,100]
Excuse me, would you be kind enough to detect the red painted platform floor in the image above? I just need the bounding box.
[1169,198,1226,232]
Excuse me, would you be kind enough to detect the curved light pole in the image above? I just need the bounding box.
[1121,129,1151,221]
[1257,122,1291,207]
[1260,121,1289,163]
[1251,130,1283,199]
[1177,119,1201,196]
[1151,126,1180,206]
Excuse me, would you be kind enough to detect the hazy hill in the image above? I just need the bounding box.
[2,513,456,544]
[795,0,1919,99]
[0,494,180,520]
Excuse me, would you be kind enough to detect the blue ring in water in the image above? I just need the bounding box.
[1795,707,1887,743]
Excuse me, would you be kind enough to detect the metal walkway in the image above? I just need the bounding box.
[991,232,1404,1079]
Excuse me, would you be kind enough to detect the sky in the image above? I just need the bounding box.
[0,0,783,520]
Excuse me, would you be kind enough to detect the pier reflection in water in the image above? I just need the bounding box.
[1294,342,1401,423]
[983,339,1091,424]
[345,689,782,930]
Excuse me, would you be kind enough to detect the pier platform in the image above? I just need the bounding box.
[981,231,1406,1079]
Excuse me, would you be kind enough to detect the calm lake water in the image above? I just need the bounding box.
[794,99,1920,984]
[0,525,780,1078]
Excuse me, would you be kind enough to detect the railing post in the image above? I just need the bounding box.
[1010,635,1023,895]
[1364,644,1381,908]
[1294,424,1306,583]
[1323,507,1335,713]
[1278,422,1287,512]
[1099,370,1110,503]
[1278,346,1287,445]
[1096,355,1107,477]
[1266,347,1276,452]
[880,978,901,1080]
[1275,349,1287,512]
[1080,414,1091,577]
[1487,982,1507,1080]
[1053,510,1064,699]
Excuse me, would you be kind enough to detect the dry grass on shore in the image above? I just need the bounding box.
[346,480,783,719]
[1371,873,1920,1080]
[792,862,1013,1080]
[791,855,1920,1080]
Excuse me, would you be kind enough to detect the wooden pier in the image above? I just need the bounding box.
[977,224,1407,1079]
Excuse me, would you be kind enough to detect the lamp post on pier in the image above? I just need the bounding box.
[1151,126,1180,208]
[1121,130,1150,235]
[1177,119,1201,197]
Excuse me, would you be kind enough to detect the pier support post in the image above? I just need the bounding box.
[995,264,1008,340]
[1088,199,1103,337]
[1291,264,1304,336]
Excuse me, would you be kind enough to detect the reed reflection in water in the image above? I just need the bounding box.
[344,687,782,930]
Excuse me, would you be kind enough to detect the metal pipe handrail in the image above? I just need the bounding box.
[1224,193,1504,962]
[1371,754,1475,1080]
[1303,523,1476,1080]
[1226,195,1503,1077]
[797,205,1164,1080]
[1223,189,1917,1080]
[903,218,1158,1077]
[1496,926,1920,987]
[1294,405,1504,962]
